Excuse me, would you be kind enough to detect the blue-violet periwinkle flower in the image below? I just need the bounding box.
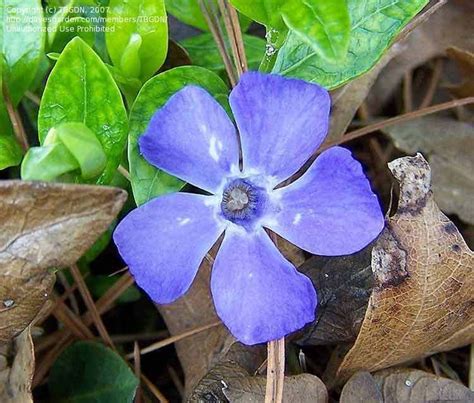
[114,72,384,345]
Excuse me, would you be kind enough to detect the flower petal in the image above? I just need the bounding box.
[211,228,316,345]
[229,71,330,184]
[139,86,239,193]
[265,147,385,256]
[114,193,225,303]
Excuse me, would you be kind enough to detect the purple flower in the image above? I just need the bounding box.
[114,72,384,345]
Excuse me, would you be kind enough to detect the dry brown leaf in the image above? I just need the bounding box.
[385,116,474,224]
[190,360,327,403]
[446,47,474,99]
[368,0,474,111]
[341,369,474,402]
[297,244,374,346]
[0,181,127,342]
[0,327,34,403]
[335,154,474,382]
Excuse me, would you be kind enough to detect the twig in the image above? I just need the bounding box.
[56,271,80,314]
[51,294,94,339]
[118,165,131,182]
[403,70,413,112]
[265,338,285,403]
[126,320,222,358]
[168,365,185,398]
[133,342,142,403]
[70,264,115,349]
[25,91,41,106]
[318,97,474,153]
[217,0,247,76]
[419,58,443,109]
[2,82,29,150]
[198,0,238,86]
[140,374,169,403]
[35,272,134,354]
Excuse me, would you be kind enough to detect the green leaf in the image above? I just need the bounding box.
[165,0,208,30]
[129,66,229,206]
[21,143,79,181]
[51,122,107,179]
[181,33,266,72]
[0,99,22,170]
[166,0,252,31]
[49,16,96,53]
[87,275,141,303]
[106,0,168,82]
[273,0,429,89]
[281,0,350,62]
[38,37,128,184]
[49,341,138,403]
[230,0,285,29]
[2,0,45,105]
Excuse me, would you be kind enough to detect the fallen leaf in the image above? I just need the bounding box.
[368,0,474,111]
[297,244,374,346]
[335,154,474,382]
[157,255,232,396]
[190,360,328,403]
[341,369,474,402]
[385,116,474,224]
[446,46,474,99]
[0,327,34,403]
[0,181,127,342]
[339,371,383,403]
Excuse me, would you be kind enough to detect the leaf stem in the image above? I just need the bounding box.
[265,337,285,403]
[217,0,248,75]
[198,0,238,86]
[2,82,29,151]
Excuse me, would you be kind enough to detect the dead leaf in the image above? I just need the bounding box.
[0,181,127,342]
[341,369,474,402]
[159,40,191,72]
[190,360,328,403]
[446,47,474,99]
[297,244,374,346]
[368,0,474,112]
[334,154,474,382]
[385,116,474,224]
[0,327,34,403]
[339,371,383,403]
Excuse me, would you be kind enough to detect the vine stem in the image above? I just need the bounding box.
[2,82,29,151]
[265,338,285,403]
[198,0,238,86]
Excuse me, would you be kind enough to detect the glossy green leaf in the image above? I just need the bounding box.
[49,16,95,53]
[0,99,22,170]
[49,341,138,403]
[281,0,350,62]
[181,33,266,72]
[273,0,429,89]
[52,122,107,179]
[2,0,45,105]
[21,143,79,181]
[106,0,168,82]
[38,37,128,184]
[229,0,285,29]
[129,66,229,206]
[166,0,252,31]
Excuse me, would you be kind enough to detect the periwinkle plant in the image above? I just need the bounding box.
[114,72,384,345]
